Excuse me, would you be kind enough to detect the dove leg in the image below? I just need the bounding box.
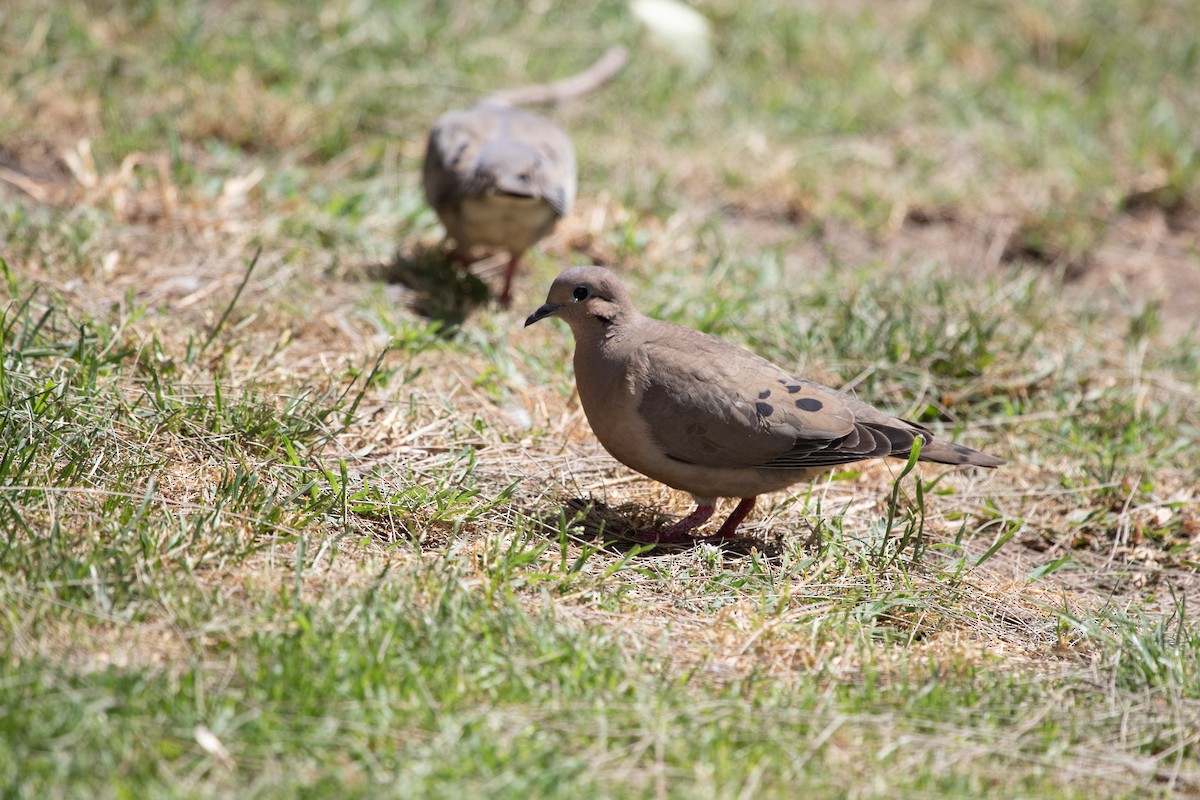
[707,497,757,541]
[497,253,525,305]
[635,503,715,543]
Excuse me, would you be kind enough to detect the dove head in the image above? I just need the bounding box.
[478,139,543,199]
[524,266,634,335]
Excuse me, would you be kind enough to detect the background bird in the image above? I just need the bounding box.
[423,47,626,304]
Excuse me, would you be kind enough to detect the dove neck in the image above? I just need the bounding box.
[569,321,627,392]
[571,324,631,416]
[569,307,636,350]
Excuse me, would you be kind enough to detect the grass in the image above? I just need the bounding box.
[3,0,1200,796]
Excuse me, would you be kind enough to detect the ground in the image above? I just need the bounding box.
[2,1,1199,797]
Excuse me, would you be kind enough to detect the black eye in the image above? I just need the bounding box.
[572,286,588,301]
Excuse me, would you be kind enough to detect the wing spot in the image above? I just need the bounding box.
[786,384,802,394]
[795,397,824,412]
[755,402,774,417]
[758,389,771,399]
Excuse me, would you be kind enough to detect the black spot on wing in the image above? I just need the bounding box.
[785,384,802,394]
[755,402,774,417]
[795,397,824,412]
[758,389,771,399]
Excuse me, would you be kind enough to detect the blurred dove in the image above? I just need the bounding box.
[424,103,575,304]
[423,46,627,304]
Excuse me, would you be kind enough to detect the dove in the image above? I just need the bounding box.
[423,102,575,304]
[423,46,627,304]
[525,266,1004,543]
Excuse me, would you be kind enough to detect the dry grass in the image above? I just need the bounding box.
[3,0,1200,796]
[4,109,1195,655]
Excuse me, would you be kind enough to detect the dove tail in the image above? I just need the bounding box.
[913,436,1006,468]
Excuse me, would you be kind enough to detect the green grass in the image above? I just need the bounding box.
[6,564,1194,799]
[3,0,1200,796]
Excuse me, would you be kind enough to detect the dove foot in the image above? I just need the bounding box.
[633,504,715,543]
[497,254,523,306]
[633,498,757,545]
[708,497,756,541]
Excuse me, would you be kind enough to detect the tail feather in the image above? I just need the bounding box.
[912,436,1005,468]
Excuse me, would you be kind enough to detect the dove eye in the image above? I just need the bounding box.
[572,286,589,301]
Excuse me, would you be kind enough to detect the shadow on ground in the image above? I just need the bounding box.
[362,245,493,327]
[534,497,779,558]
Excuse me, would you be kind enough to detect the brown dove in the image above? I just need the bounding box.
[423,47,627,304]
[525,266,1005,543]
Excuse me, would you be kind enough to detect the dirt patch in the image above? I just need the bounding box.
[721,199,1200,340]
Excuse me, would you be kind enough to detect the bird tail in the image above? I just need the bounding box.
[483,46,628,107]
[914,436,1005,468]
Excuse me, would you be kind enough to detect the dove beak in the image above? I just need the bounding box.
[524,303,562,327]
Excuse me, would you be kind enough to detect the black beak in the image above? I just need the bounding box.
[524,303,561,327]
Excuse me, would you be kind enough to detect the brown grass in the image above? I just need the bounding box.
[3,83,1198,700]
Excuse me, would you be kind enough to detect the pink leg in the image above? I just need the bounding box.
[497,254,523,305]
[706,497,756,541]
[634,504,715,544]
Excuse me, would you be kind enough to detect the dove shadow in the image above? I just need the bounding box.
[377,245,492,327]
[545,497,776,558]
